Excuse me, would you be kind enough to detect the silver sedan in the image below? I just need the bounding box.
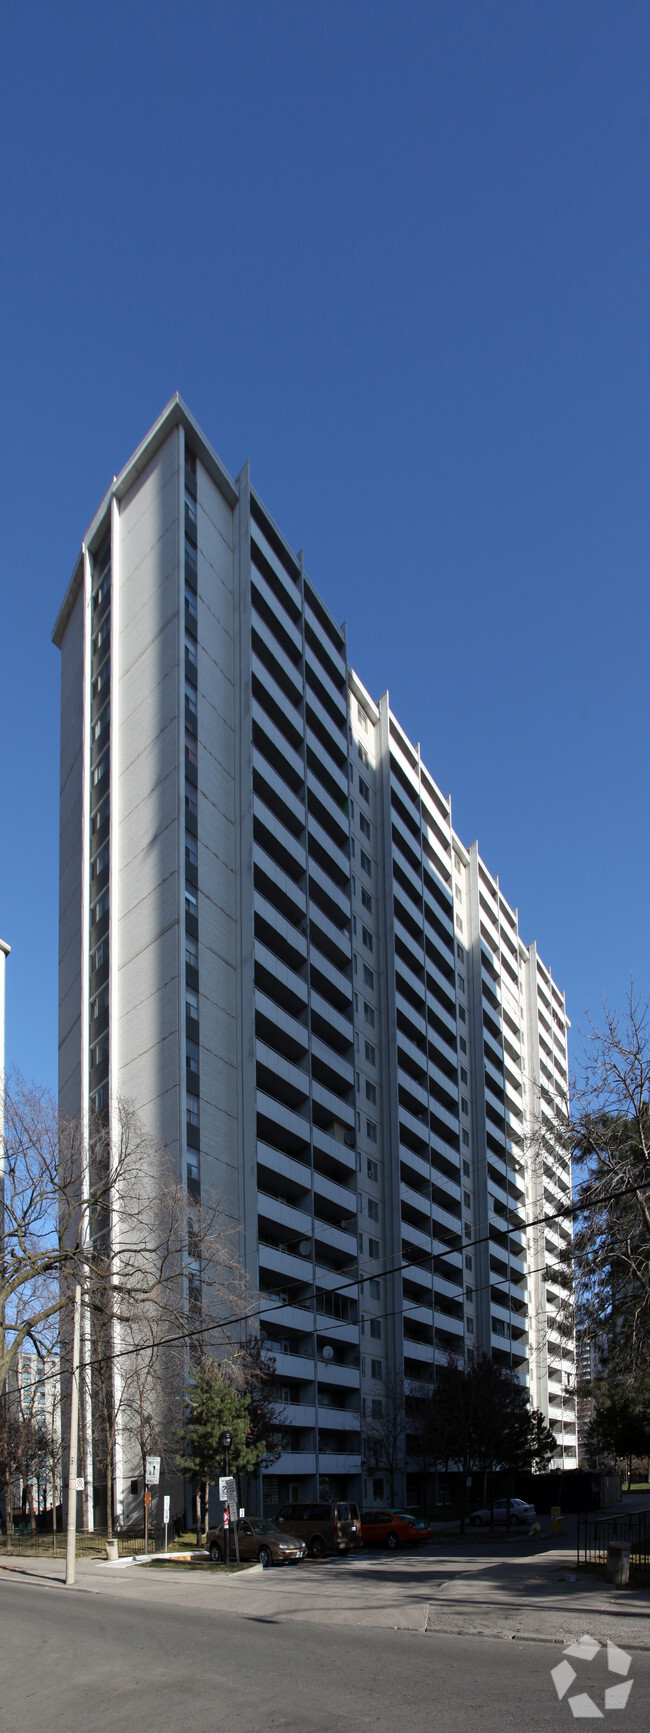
[469,1497,536,1527]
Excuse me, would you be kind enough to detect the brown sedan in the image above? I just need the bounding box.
[205,1516,306,1566]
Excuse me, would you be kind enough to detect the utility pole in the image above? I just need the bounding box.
[65,1281,82,1587]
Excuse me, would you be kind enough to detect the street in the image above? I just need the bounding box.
[1,1575,649,1733]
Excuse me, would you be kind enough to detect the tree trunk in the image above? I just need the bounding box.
[5,1474,13,1538]
[25,1482,37,1535]
[194,1483,201,1545]
[105,1433,113,1541]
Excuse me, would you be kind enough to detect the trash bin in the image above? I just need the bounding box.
[606,1542,630,1587]
[106,1538,119,1562]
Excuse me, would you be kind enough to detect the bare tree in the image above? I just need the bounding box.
[2,1074,254,1532]
[365,1369,406,1503]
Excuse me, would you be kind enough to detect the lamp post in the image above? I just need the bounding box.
[220,1428,233,1567]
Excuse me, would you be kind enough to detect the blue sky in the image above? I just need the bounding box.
[1,1,648,1092]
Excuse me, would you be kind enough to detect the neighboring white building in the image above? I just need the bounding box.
[4,1351,62,1525]
[53,396,575,1521]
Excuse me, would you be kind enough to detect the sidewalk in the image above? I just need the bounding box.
[2,1540,649,1649]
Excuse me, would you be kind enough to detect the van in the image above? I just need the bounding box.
[274,1500,362,1559]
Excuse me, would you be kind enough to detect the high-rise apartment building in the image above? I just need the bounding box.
[53,396,576,1524]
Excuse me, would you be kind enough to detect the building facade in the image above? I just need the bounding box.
[53,397,576,1522]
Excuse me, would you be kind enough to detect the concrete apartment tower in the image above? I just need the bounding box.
[53,397,576,1525]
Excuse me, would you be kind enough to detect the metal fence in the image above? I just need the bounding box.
[576,1511,649,1574]
[0,1528,161,1559]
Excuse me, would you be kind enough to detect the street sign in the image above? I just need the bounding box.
[163,1495,170,1524]
[223,1507,229,1528]
[75,1477,84,1492]
[145,1455,161,1485]
[219,1475,237,1506]
[144,1490,152,1509]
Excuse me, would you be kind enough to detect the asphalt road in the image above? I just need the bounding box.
[1,1580,648,1733]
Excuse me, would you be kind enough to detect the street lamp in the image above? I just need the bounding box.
[220,1429,233,1567]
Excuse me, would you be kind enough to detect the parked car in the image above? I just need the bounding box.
[469,1497,536,1528]
[274,1500,362,1558]
[392,1512,433,1541]
[205,1516,305,1566]
[360,1510,425,1549]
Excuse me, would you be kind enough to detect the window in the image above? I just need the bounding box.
[459,1036,467,1054]
[361,886,372,913]
[459,1005,466,1023]
[185,582,197,622]
[368,1238,380,1260]
[91,889,109,925]
[130,1480,139,1496]
[185,683,197,720]
[463,1159,470,1177]
[185,785,197,818]
[465,1285,473,1301]
[455,883,462,904]
[453,854,462,874]
[91,794,109,835]
[462,1129,470,1147]
[185,635,197,669]
[185,731,197,767]
[358,743,368,767]
[465,1254,473,1271]
[90,940,107,974]
[185,887,197,916]
[362,926,373,952]
[91,842,109,880]
[187,1154,199,1182]
[364,1002,375,1027]
[367,1197,379,1222]
[185,933,198,968]
[90,986,109,1022]
[187,1100,200,1128]
[360,813,371,839]
[358,1233,363,1253]
[370,1278,381,1299]
[464,1224,471,1240]
[367,1157,378,1182]
[370,1318,381,1339]
[92,752,109,789]
[366,1120,377,1142]
[186,987,199,1019]
[365,1080,377,1105]
[461,1097,468,1115]
[460,1066,468,1085]
[357,705,368,732]
[371,1358,383,1379]
[350,836,355,857]
[456,915,463,933]
[358,776,370,803]
[365,1040,375,1065]
[185,836,197,869]
[371,1401,383,1421]
[360,849,372,876]
[466,1317,474,1334]
[363,965,374,988]
[186,1040,200,1075]
[463,1190,471,1208]
[458,974,465,993]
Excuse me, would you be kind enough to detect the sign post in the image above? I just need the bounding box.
[144,1488,152,1553]
[163,1494,170,1553]
[144,1457,160,1555]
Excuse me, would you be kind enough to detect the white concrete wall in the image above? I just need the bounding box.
[195,458,239,1222]
[116,430,182,1162]
[58,582,85,1119]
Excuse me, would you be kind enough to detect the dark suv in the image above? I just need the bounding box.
[274,1500,362,1559]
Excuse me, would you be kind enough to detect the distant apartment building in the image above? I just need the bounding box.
[3,1351,62,1525]
[53,396,576,1523]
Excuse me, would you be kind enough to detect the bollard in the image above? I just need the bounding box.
[106,1538,119,1562]
[606,1542,630,1587]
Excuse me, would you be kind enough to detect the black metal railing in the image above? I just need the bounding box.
[576,1511,649,1574]
[0,1528,163,1559]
